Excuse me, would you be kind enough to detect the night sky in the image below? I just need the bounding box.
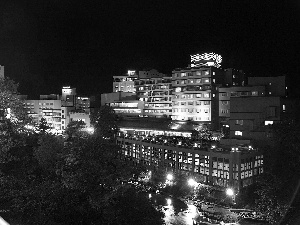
[0,0,299,98]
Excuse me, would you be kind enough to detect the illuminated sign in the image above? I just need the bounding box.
[62,86,71,89]
[127,70,136,76]
[190,52,222,68]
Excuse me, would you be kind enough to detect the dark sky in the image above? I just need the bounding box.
[0,0,300,98]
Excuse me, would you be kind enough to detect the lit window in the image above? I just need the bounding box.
[265,121,273,125]
[233,75,236,78]
[269,92,272,95]
[235,131,242,136]
[212,79,215,83]
[213,72,215,75]
[251,91,258,96]
[283,104,286,111]
[235,120,243,125]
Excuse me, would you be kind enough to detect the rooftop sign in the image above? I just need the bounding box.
[190,52,222,68]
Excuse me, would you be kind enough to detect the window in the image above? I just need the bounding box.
[203,93,210,98]
[175,87,181,92]
[212,79,215,83]
[222,101,229,105]
[221,109,229,114]
[181,95,186,99]
[62,110,64,113]
[204,101,210,105]
[202,78,210,83]
[188,101,194,105]
[251,91,258,96]
[213,72,215,75]
[188,108,193,113]
[196,79,201,83]
[235,131,243,136]
[265,121,273,125]
[283,104,286,111]
[203,71,210,76]
[196,101,201,105]
[181,102,186,106]
[221,92,227,97]
[233,75,236,78]
[204,109,209,113]
[236,120,243,125]
[181,73,186,77]
[196,93,202,98]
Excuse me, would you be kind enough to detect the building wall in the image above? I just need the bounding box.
[229,96,283,141]
[116,134,263,190]
[171,67,222,129]
[248,76,287,97]
[101,92,136,106]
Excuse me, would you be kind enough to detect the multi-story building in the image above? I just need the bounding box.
[23,86,92,133]
[219,86,266,125]
[136,76,172,118]
[171,53,225,129]
[113,70,138,93]
[116,127,263,191]
[248,76,288,97]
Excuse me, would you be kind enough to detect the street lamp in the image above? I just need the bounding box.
[188,178,197,187]
[226,188,236,204]
[166,173,173,181]
[226,188,234,196]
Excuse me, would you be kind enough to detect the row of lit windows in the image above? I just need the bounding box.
[173,108,210,113]
[220,91,259,97]
[174,78,211,85]
[172,115,210,121]
[174,93,211,98]
[173,101,211,106]
[173,70,213,77]
[144,109,171,113]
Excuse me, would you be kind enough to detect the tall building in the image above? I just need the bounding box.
[171,53,225,129]
[136,76,172,118]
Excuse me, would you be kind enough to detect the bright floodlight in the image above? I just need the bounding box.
[188,178,197,187]
[166,174,173,181]
[226,188,234,196]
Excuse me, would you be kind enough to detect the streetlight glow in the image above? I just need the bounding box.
[166,174,173,181]
[226,188,234,196]
[167,198,172,205]
[188,178,197,187]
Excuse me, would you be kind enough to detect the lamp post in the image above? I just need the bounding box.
[226,188,236,204]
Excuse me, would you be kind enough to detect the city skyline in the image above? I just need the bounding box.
[0,1,299,98]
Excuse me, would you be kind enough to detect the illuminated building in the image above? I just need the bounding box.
[135,76,172,118]
[61,86,76,107]
[23,86,92,133]
[113,70,138,93]
[171,53,225,129]
[116,128,263,190]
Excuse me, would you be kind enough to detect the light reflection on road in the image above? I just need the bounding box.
[163,201,199,225]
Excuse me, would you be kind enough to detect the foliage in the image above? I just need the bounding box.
[65,120,87,138]
[90,105,118,140]
[34,134,64,172]
[251,120,300,224]
[0,77,28,122]
[37,117,51,134]
[103,185,164,225]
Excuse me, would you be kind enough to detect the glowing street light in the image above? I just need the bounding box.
[188,178,197,187]
[226,188,234,196]
[166,174,173,181]
[167,198,172,205]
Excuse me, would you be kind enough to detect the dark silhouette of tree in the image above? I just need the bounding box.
[91,105,118,140]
